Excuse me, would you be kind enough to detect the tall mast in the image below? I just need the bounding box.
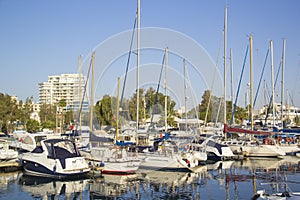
[78,54,82,134]
[223,6,227,128]
[136,0,140,140]
[164,47,168,133]
[281,38,286,127]
[270,40,275,126]
[249,35,254,131]
[184,59,187,132]
[270,40,275,127]
[89,51,95,132]
[116,77,120,141]
[264,80,267,115]
[230,48,234,124]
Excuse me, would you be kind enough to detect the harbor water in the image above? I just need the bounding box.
[0,157,299,200]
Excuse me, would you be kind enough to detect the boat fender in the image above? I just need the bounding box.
[100,162,105,167]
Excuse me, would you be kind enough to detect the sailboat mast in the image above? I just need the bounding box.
[89,51,95,132]
[136,0,140,140]
[249,35,254,131]
[78,54,82,135]
[164,47,168,133]
[116,77,120,141]
[230,48,234,124]
[281,38,286,127]
[184,59,187,131]
[264,80,267,116]
[270,40,275,127]
[223,6,227,128]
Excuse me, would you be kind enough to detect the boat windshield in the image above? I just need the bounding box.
[55,140,77,154]
[45,139,79,158]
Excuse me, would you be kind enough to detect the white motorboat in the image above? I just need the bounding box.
[0,138,18,163]
[194,135,235,161]
[19,138,90,179]
[186,140,208,164]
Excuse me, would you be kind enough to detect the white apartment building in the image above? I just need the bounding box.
[257,102,300,126]
[38,73,88,110]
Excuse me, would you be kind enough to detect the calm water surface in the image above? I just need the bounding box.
[0,157,299,200]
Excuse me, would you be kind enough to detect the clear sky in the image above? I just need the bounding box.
[1,0,300,109]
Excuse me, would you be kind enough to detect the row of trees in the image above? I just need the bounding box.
[0,92,73,133]
[38,100,73,132]
[3,88,281,133]
[95,87,176,127]
[94,88,248,127]
[194,90,247,125]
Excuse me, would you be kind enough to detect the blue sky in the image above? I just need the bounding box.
[0,0,300,109]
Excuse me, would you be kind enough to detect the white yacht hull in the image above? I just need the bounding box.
[242,144,286,157]
[82,146,141,175]
[138,152,191,172]
[21,155,90,178]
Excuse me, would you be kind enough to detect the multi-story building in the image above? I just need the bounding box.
[38,73,88,111]
[257,102,300,126]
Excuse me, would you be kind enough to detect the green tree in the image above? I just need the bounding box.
[0,93,20,133]
[18,96,34,127]
[197,90,211,121]
[26,119,40,133]
[95,95,114,126]
[65,110,74,125]
[228,102,247,125]
[129,87,176,127]
[42,120,56,129]
[39,103,56,128]
[128,88,145,122]
[58,99,67,108]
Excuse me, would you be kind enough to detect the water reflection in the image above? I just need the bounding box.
[90,174,138,199]
[19,175,89,199]
[0,157,299,200]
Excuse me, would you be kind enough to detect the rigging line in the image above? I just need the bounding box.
[264,60,282,123]
[120,15,137,106]
[288,91,295,107]
[230,45,249,125]
[204,35,223,126]
[253,49,270,108]
[75,53,93,131]
[150,52,166,129]
[265,82,271,100]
